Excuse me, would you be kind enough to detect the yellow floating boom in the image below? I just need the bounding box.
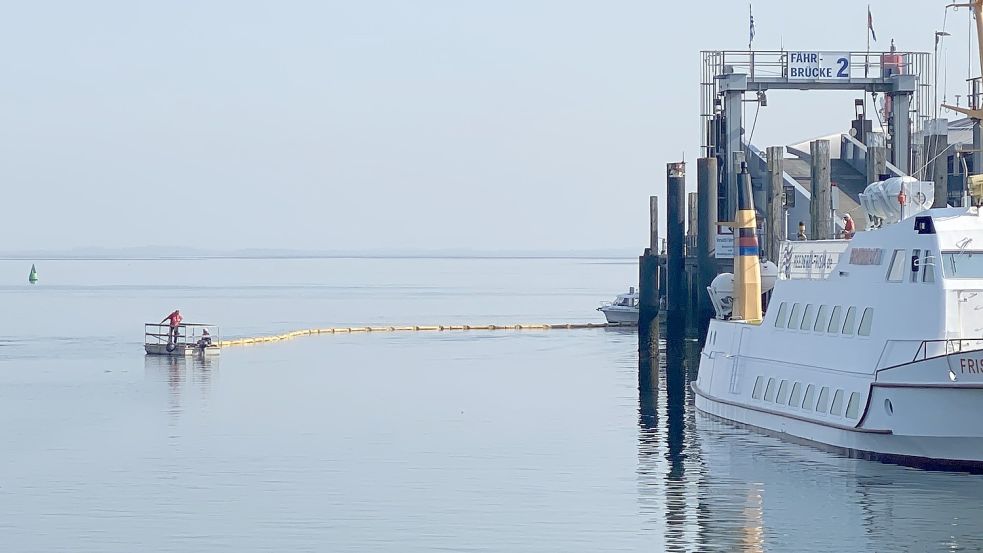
[218,321,632,348]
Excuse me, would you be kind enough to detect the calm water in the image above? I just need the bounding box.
[1,257,982,552]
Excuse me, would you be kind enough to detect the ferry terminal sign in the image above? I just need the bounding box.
[788,51,850,81]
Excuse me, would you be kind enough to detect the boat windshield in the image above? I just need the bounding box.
[941,250,983,278]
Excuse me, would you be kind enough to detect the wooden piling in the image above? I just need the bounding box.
[666,162,686,331]
[810,140,832,240]
[766,146,785,261]
[638,196,660,339]
[866,145,887,187]
[696,157,717,342]
[925,119,950,208]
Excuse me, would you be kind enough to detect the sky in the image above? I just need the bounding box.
[0,1,970,253]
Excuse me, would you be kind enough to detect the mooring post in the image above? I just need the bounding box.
[687,192,698,241]
[925,118,949,208]
[667,162,686,332]
[810,139,832,240]
[696,157,717,342]
[638,196,660,345]
[766,146,785,260]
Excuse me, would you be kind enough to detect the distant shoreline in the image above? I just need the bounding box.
[0,252,638,261]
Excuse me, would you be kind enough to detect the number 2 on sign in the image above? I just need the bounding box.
[836,57,849,78]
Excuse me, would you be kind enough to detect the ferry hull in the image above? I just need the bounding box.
[693,381,983,472]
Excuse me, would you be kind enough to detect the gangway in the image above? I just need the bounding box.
[144,323,221,356]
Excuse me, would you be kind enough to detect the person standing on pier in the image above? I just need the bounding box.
[841,214,856,239]
[161,309,183,346]
[797,221,807,241]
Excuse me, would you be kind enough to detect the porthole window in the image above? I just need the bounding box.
[846,392,861,419]
[788,303,803,329]
[887,249,906,282]
[777,380,791,404]
[858,307,874,337]
[752,376,764,400]
[827,306,843,333]
[802,384,816,410]
[764,378,777,402]
[800,304,816,331]
[830,389,845,416]
[842,306,857,335]
[816,386,831,413]
[789,382,803,407]
[774,302,789,328]
[814,305,831,332]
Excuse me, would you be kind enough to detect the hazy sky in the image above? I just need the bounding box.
[0,1,967,252]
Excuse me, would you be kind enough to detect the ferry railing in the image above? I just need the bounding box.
[144,323,220,348]
[911,339,983,362]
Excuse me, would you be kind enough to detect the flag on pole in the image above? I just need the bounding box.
[749,4,755,49]
[867,5,877,42]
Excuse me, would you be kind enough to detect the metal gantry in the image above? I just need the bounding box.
[699,49,931,222]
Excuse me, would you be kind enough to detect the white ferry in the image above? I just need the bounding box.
[694,166,983,470]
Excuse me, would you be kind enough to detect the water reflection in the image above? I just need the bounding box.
[642,328,983,551]
[144,353,217,417]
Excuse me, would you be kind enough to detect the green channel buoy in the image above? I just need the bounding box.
[28,264,38,284]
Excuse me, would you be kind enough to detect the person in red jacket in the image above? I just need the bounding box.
[161,309,183,346]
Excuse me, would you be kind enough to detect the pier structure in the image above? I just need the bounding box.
[643,47,983,341]
[643,48,950,340]
[700,49,931,236]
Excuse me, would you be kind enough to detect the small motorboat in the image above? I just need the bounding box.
[597,287,639,324]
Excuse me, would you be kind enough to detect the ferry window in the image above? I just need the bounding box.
[923,250,936,283]
[887,249,906,282]
[858,307,874,336]
[789,382,803,407]
[841,306,857,335]
[940,251,983,278]
[814,305,831,332]
[816,386,831,413]
[846,392,861,419]
[774,302,789,328]
[777,380,791,404]
[764,378,777,402]
[910,249,921,282]
[800,304,816,331]
[752,376,764,399]
[802,384,816,410]
[830,389,845,416]
[827,306,843,333]
[787,303,803,330]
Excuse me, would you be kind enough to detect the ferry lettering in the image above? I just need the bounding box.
[959,357,983,373]
[791,52,819,63]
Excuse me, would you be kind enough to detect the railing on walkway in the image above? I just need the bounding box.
[700,49,931,157]
[912,339,983,362]
[145,323,221,348]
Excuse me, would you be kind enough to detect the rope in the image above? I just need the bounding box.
[218,321,634,347]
